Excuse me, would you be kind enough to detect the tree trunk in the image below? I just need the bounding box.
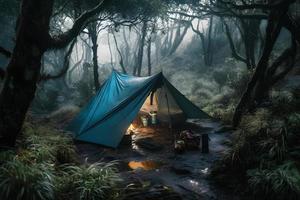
[112,31,126,74]
[205,16,214,66]
[135,20,147,76]
[0,0,54,147]
[168,22,189,56]
[232,7,289,127]
[0,0,104,147]
[147,37,152,76]
[240,19,261,69]
[88,22,100,91]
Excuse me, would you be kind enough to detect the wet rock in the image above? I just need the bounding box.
[215,125,235,133]
[170,164,192,175]
[123,184,182,200]
[135,138,163,151]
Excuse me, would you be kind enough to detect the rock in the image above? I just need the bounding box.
[215,125,235,133]
[135,138,163,151]
[170,164,192,175]
[123,184,182,200]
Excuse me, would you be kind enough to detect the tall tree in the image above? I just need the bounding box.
[0,0,104,147]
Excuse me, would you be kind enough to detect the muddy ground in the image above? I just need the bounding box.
[75,119,238,200]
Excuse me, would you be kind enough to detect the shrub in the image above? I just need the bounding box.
[0,159,55,200]
[0,150,15,165]
[239,109,270,134]
[56,162,121,200]
[270,90,294,115]
[287,113,300,133]
[247,162,300,200]
[21,124,78,165]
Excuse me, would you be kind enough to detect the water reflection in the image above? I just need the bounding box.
[128,160,162,170]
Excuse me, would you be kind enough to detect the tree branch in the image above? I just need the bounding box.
[49,0,104,49]
[215,0,295,10]
[41,39,77,81]
[270,38,298,84]
[222,19,247,63]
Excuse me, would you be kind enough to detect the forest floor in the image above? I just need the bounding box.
[75,118,239,200]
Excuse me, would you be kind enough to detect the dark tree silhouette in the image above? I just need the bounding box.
[0,0,104,147]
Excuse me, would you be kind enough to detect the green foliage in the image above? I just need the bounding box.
[0,160,55,200]
[287,113,300,133]
[0,121,122,200]
[205,103,235,124]
[247,162,300,200]
[270,90,294,115]
[239,109,270,134]
[56,162,121,200]
[21,123,78,165]
[0,151,15,165]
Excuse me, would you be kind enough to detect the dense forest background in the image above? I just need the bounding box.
[0,0,300,199]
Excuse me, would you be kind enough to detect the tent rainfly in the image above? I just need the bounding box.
[67,71,210,148]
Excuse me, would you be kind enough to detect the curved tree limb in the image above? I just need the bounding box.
[49,0,104,49]
[222,19,247,64]
[41,39,77,81]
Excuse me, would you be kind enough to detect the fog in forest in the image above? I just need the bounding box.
[0,1,300,200]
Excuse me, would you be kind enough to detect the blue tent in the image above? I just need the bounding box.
[67,71,210,148]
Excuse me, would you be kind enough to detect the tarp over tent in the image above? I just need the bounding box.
[67,71,210,148]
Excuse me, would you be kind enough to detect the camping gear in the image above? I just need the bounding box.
[135,138,163,151]
[67,70,210,148]
[149,111,157,124]
[178,130,200,150]
[174,140,185,153]
[201,134,209,153]
[141,116,149,127]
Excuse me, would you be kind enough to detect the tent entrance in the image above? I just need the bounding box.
[68,71,210,148]
[126,85,186,136]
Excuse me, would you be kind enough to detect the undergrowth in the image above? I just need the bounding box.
[211,88,300,199]
[0,120,121,200]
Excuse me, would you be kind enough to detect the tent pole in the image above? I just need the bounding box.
[165,91,172,135]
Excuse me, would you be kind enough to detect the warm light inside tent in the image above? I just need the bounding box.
[126,124,135,135]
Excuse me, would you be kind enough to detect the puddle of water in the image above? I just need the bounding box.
[128,160,163,170]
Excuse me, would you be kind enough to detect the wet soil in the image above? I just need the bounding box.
[75,119,238,200]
